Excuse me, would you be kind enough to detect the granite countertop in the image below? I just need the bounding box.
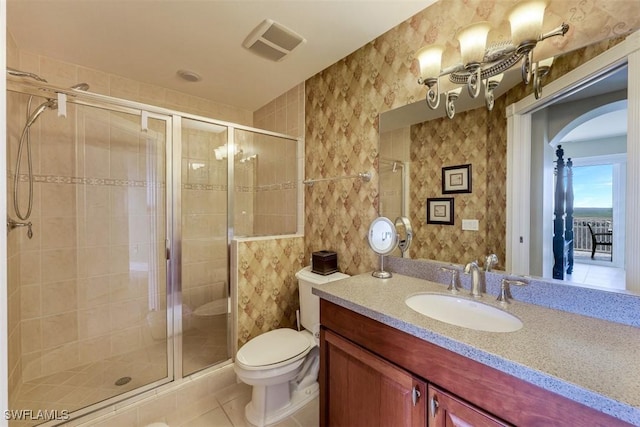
[313,272,640,426]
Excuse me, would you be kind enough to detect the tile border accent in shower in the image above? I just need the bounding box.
[18,173,165,188]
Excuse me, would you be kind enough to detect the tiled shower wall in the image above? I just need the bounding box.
[253,83,305,236]
[304,2,632,276]
[7,32,22,399]
[234,129,299,237]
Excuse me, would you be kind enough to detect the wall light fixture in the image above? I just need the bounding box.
[416,0,568,118]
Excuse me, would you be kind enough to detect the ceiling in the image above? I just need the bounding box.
[560,109,626,143]
[7,0,437,111]
[558,65,628,143]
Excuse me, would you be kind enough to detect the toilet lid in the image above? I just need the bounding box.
[237,328,311,367]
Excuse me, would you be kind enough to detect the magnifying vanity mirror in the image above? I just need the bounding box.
[368,216,413,278]
[379,33,640,294]
[368,217,398,278]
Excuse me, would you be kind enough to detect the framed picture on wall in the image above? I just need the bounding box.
[442,164,472,194]
[426,197,454,225]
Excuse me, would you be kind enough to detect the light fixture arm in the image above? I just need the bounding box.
[521,50,533,85]
[446,90,460,119]
[466,66,482,98]
[539,23,570,42]
[533,63,552,99]
[420,76,441,109]
[484,78,500,111]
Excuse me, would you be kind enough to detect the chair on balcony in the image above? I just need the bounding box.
[587,223,612,260]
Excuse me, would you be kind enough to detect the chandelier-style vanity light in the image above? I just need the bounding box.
[416,0,568,118]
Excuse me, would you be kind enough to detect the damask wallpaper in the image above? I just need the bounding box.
[235,237,305,348]
[304,0,638,275]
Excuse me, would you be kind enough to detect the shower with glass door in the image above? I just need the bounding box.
[6,73,176,424]
[4,70,287,425]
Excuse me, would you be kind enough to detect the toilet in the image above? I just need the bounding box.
[234,266,349,426]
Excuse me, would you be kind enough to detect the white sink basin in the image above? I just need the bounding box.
[405,293,523,333]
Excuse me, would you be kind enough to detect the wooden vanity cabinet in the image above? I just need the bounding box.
[319,299,631,427]
[322,328,427,427]
[428,385,509,427]
[320,328,504,427]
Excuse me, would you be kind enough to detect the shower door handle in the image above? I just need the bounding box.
[165,239,170,260]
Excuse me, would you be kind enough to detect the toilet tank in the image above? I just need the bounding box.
[296,266,349,335]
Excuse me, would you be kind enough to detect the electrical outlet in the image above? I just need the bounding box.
[462,219,479,231]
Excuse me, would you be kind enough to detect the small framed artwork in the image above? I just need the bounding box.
[426,197,454,225]
[442,164,472,194]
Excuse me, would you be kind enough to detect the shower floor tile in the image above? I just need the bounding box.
[10,345,167,427]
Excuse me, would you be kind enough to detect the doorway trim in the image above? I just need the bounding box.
[567,155,626,270]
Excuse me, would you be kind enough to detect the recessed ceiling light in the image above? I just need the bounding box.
[177,69,202,82]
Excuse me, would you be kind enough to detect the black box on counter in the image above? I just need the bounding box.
[312,250,338,275]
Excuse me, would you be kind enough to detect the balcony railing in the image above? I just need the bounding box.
[572,217,612,256]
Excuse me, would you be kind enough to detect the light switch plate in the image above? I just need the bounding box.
[462,219,479,231]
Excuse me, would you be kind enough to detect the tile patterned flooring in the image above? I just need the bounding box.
[178,382,319,427]
[567,252,625,291]
[11,344,169,427]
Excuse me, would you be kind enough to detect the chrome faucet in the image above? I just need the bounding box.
[484,254,498,272]
[463,260,482,298]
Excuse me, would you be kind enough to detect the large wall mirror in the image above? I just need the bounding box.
[379,31,640,294]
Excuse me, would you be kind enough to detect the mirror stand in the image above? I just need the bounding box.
[372,254,392,278]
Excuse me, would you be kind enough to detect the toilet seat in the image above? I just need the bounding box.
[236,328,312,371]
[193,298,228,316]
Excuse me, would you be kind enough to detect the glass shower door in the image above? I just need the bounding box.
[73,107,171,399]
[180,118,230,376]
[7,94,172,424]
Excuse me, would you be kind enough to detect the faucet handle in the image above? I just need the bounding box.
[497,279,527,303]
[439,266,459,293]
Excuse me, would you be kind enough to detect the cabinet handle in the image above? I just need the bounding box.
[411,386,421,406]
[429,395,439,416]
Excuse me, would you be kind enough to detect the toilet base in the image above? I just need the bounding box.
[245,381,319,427]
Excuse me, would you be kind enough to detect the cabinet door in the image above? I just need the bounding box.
[321,329,427,427]
[428,385,511,427]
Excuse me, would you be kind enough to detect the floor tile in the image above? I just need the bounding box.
[180,407,233,427]
[291,398,319,427]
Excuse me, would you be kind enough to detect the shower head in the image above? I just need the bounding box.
[25,99,57,128]
[71,83,90,91]
[23,82,90,128]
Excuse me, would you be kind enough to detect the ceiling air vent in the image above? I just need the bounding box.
[243,19,306,62]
